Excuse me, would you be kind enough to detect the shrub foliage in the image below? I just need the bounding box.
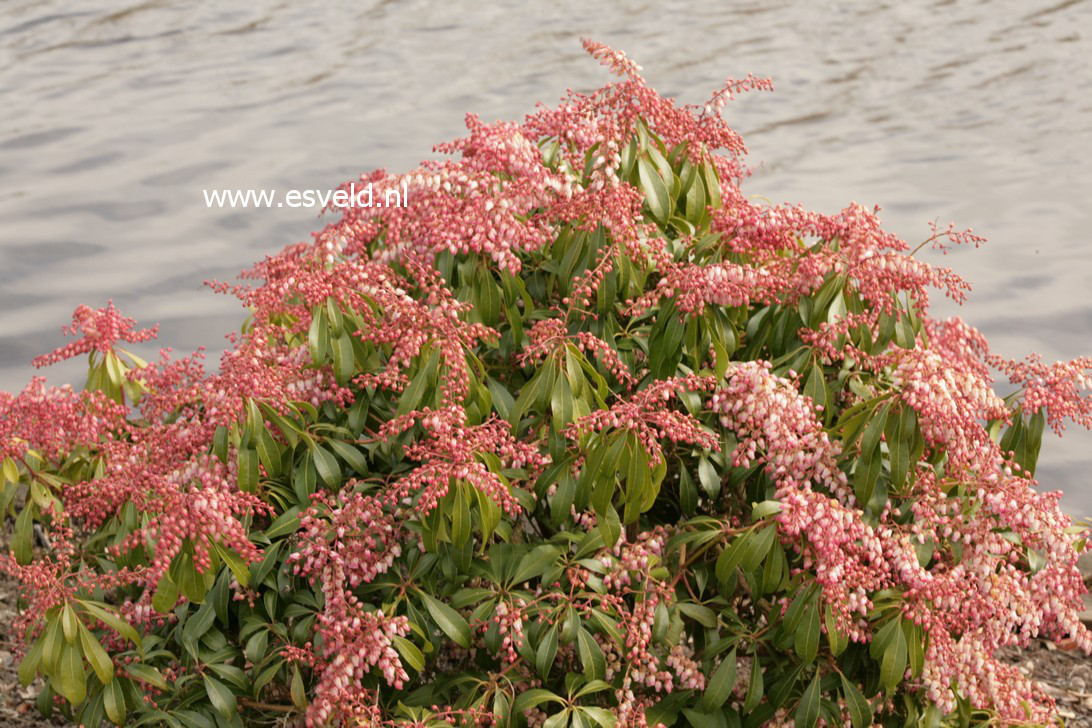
[4,41,1092,728]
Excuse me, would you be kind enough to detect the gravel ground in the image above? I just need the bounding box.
[1001,640,1092,727]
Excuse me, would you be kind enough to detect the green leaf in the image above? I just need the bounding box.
[311,444,341,488]
[743,655,764,714]
[1,456,18,485]
[103,678,126,725]
[596,502,622,553]
[577,627,606,681]
[825,605,848,657]
[487,378,516,421]
[182,601,216,657]
[579,707,617,728]
[58,643,87,706]
[804,364,829,420]
[474,268,501,326]
[325,298,343,335]
[762,540,786,593]
[263,507,301,540]
[681,708,722,728]
[623,437,652,523]
[419,591,471,648]
[255,428,283,477]
[393,635,425,673]
[76,600,141,647]
[894,312,915,348]
[245,629,269,664]
[535,624,559,678]
[697,457,720,499]
[794,674,821,728]
[40,615,63,675]
[703,647,737,710]
[751,500,782,521]
[18,633,45,686]
[124,663,168,691]
[858,402,889,458]
[637,157,671,224]
[253,659,284,694]
[853,402,892,509]
[827,291,848,326]
[904,619,925,677]
[211,541,252,588]
[1023,409,1046,476]
[78,624,114,684]
[473,484,501,544]
[451,484,471,548]
[308,306,329,364]
[740,524,777,572]
[647,691,691,728]
[512,545,561,585]
[716,531,750,583]
[684,167,707,222]
[795,603,820,664]
[327,439,368,475]
[333,331,355,384]
[702,161,722,211]
[550,369,575,432]
[879,618,908,692]
[237,448,259,493]
[493,692,512,727]
[397,348,438,417]
[203,675,237,720]
[173,550,212,604]
[1027,547,1047,575]
[509,363,553,428]
[839,673,872,728]
[13,502,34,565]
[677,602,717,629]
[542,709,570,728]
[61,604,79,645]
[678,462,698,515]
[888,405,916,491]
[291,666,307,709]
[512,688,564,713]
[260,402,302,447]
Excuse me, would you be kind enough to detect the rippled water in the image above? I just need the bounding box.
[2,1,1090,511]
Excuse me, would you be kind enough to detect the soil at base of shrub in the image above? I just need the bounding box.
[999,641,1092,727]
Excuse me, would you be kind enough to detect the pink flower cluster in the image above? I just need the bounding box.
[709,361,847,499]
[520,318,636,387]
[380,405,546,517]
[567,375,718,466]
[289,491,403,589]
[32,301,158,368]
[291,603,411,727]
[0,378,127,461]
[287,494,412,727]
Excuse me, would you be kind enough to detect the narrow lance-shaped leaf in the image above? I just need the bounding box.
[703,647,737,710]
[637,157,671,224]
[795,602,820,664]
[840,673,873,728]
[795,673,821,728]
[419,591,471,648]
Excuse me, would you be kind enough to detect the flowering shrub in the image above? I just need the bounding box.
[4,40,1092,728]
